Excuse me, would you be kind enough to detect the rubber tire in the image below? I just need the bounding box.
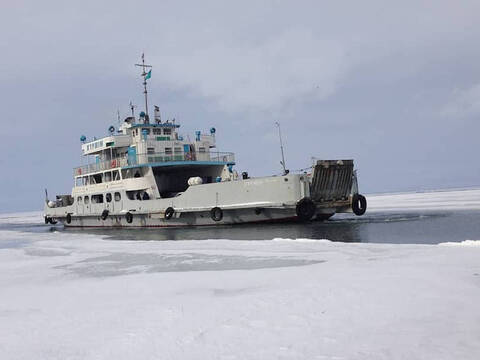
[210,207,223,222]
[101,209,109,220]
[45,216,49,224]
[165,207,175,220]
[296,197,316,221]
[352,194,367,216]
[125,212,133,224]
[254,207,263,215]
[66,213,72,224]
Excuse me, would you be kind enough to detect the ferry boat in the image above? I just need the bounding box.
[44,57,367,228]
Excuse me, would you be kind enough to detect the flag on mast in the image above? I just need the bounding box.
[145,69,152,80]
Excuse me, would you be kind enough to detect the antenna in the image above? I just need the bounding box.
[117,109,120,126]
[129,101,137,119]
[275,122,288,175]
[135,53,152,120]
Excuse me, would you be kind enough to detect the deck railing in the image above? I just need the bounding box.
[73,151,235,177]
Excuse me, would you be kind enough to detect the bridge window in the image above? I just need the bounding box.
[104,171,112,182]
[163,128,172,135]
[114,192,121,201]
[113,170,120,181]
[75,178,83,187]
[122,168,143,179]
[90,173,102,184]
[147,147,155,154]
[153,128,162,135]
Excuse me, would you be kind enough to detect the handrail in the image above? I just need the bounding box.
[73,151,235,177]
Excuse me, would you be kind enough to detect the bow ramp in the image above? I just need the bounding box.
[310,160,354,202]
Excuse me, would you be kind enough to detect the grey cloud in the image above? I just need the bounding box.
[0,0,479,211]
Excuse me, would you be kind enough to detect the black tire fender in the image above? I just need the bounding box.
[101,209,109,220]
[296,197,316,221]
[352,194,367,216]
[125,212,133,224]
[210,207,223,222]
[165,207,175,220]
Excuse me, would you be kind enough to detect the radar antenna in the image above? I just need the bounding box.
[135,53,152,119]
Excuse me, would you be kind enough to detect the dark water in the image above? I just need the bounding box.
[3,210,480,245]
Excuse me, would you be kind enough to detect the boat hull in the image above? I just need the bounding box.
[45,172,360,228]
[59,207,302,228]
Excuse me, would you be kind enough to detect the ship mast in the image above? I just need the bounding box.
[135,53,152,121]
[275,122,288,175]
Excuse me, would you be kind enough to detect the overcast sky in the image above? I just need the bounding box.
[1,0,479,212]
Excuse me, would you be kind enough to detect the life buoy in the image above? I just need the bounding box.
[125,212,133,223]
[164,207,175,220]
[101,209,109,220]
[210,207,223,222]
[66,214,72,224]
[352,194,367,216]
[296,197,316,221]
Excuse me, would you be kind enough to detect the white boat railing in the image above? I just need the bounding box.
[73,151,235,177]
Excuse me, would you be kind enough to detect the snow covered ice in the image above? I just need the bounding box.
[1,190,480,359]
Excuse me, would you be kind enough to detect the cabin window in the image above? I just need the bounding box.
[114,192,121,201]
[153,128,162,135]
[147,147,155,154]
[104,171,112,182]
[163,128,172,135]
[174,147,182,153]
[198,147,206,153]
[121,169,132,179]
[136,129,138,135]
[165,147,172,155]
[106,193,112,203]
[84,196,89,204]
[113,170,120,181]
[77,196,82,203]
[91,194,103,203]
[83,176,89,185]
[121,168,142,179]
[91,173,102,184]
